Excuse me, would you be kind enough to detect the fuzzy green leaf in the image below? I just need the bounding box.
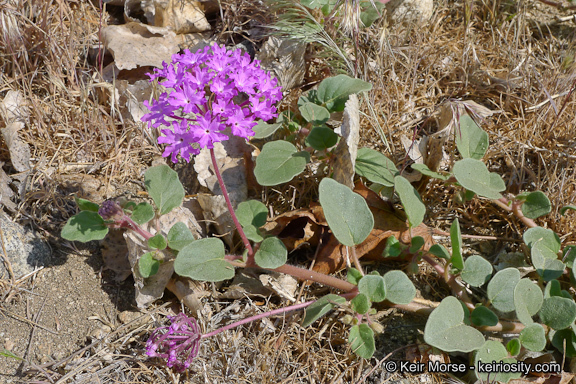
[514,278,543,325]
[347,268,363,285]
[254,141,309,186]
[351,293,371,315]
[75,197,99,212]
[316,75,372,112]
[474,341,522,382]
[487,268,521,313]
[461,255,492,287]
[394,175,425,227]
[144,165,185,215]
[455,114,489,159]
[382,236,404,257]
[539,296,576,330]
[302,294,346,327]
[299,102,330,124]
[520,191,551,219]
[131,202,155,225]
[349,323,375,359]
[358,275,386,303]
[61,211,109,242]
[167,222,196,251]
[452,158,505,199]
[424,296,485,352]
[428,244,451,260]
[148,234,167,250]
[139,252,160,278]
[355,148,399,187]
[305,126,338,151]
[410,163,449,180]
[252,121,282,139]
[383,270,416,305]
[450,219,464,270]
[519,324,546,352]
[507,339,521,356]
[254,237,287,269]
[470,306,498,327]
[174,238,234,282]
[236,200,268,229]
[319,178,374,246]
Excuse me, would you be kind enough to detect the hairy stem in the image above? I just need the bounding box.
[210,147,254,258]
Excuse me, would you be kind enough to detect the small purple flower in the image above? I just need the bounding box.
[146,313,201,372]
[142,44,283,163]
[98,200,124,221]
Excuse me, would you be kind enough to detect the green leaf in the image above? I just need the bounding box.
[61,211,109,242]
[383,270,416,305]
[544,279,562,298]
[452,158,505,199]
[394,176,426,227]
[455,114,489,159]
[551,329,576,357]
[409,236,425,253]
[144,165,185,215]
[299,102,330,124]
[355,148,399,187]
[424,296,485,352]
[174,238,235,282]
[358,275,386,302]
[513,278,543,325]
[347,268,363,285]
[254,237,287,269]
[167,222,196,251]
[520,191,551,219]
[470,306,498,326]
[252,121,282,139]
[382,236,404,257]
[428,244,451,260]
[75,196,99,212]
[507,338,521,356]
[139,252,160,278]
[254,141,309,186]
[351,293,371,315]
[474,341,522,382]
[539,296,576,330]
[316,75,373,112]
[523,227,561,254]
[305,126,339,151]
[487,268,521,313]
[148,234,167,250]
[410,163,449,180]
[560,205,576,216]
[450,219,464,270]
[349,323,375,358]
[461,255,492,287]
[519,324,546,352]
[319,178,374,246]
[131,202,155,225]
[302,294,346,327]
[236,200,268,228]
[242,225,264,243]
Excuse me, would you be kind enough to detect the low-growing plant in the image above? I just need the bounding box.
[61,43,570,381]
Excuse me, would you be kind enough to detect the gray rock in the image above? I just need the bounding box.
[0,214,51,279]
[386,0,434,25]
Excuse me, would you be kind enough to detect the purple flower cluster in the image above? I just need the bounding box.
[146,313,201,372]
[142,44,283,163]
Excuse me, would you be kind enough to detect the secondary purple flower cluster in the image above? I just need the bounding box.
[146,313,201,372]
[142,44,283,163]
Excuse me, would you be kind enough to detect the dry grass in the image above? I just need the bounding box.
[2,0,576,383]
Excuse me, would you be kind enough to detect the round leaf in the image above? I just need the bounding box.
[144,165,185,215]
[61,211,109,242]
[305,126,338,151]
[254,141,309,186]
[507,338,521,356]
[383,270,416,305]
[424,296,485,352]
[519,324,546,352]
[75,197,99,212]
[539,296,576,330]
[428,244,451,260]
[513,278,543,325]
[521,191,551,219]
[167,222,196,251]
[299,102,330,124]
[470,306,498,327]
[455,114,489,160]
[452,158,505,199]
[254,236,287,269]
[358,275,386,302]
[551,329,576,357]
[351,293,371,315]
[355,148,399,187]
[523,226,561,255]
[474,341,522,382]
[487,267,520,313]
[319,178,374,246]
[174,238,234,282]
[139,251,160,278]
[461,255,493,287]
[148,234,167,250]
[131,202,155,225]
[394,175,425,227]
[236,200,268,228]
[349,323,375,359]
[347,268,363,285]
